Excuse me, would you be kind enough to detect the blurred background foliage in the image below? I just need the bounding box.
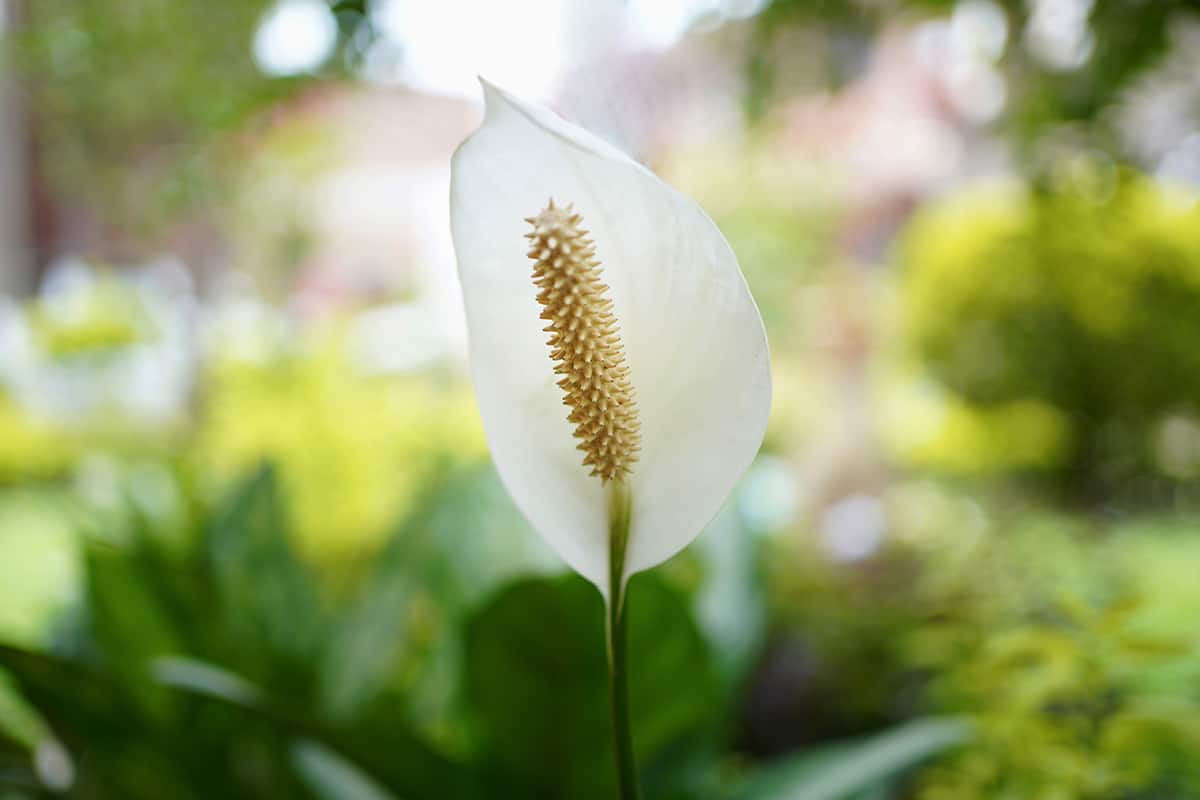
[3,0,1200,797]
[896,171,1200,500]
[751,0,1199,165]
[16,0,288,247]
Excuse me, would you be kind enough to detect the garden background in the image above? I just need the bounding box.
[3,0,1200,797]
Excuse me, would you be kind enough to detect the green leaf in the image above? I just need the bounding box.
[0,644,135,754]
[152,656,266,708]
[321,463,553,726]
[155,655,478,799]
[318,484,444,722]
[208,464,324,682]
[0,647,319,796]
[464,573,720,799]
[733,717,972,800]
[85,546,186,719]
[291,739,399,800]
[0,670,45,749]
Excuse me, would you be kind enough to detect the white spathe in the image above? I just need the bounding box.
[450,80,771,596]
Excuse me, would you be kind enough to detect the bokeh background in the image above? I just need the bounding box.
[3,0,1200,797]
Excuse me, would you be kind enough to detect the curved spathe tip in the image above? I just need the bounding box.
[471,79,642,169]
[475,77,525,132]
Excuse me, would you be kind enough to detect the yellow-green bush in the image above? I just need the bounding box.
[26,274,150,359]
[909,518,1200,799]
[196,323,487,560]
[896,173,1200,494]
[0,397,73,484]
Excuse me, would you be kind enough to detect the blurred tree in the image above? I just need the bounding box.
[896,169,1200,500]
[750,0,1200,167]
[9,0,384,268]
[16,0,265,239]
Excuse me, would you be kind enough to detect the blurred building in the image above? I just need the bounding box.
[240,85,477,339]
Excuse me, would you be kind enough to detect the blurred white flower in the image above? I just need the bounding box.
[449,81,770,597]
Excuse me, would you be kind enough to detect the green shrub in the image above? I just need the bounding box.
[915,607,1200,800]
[762,481,1200,799]
[902,511,1200,799]
[196,327,488,559]
[0,464,970,799]
[896,172,1200,498]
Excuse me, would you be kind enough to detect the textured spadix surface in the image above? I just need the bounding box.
[450,81,771,595]
[527,200,641,485]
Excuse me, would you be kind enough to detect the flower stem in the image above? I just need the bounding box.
[607,484,641,800]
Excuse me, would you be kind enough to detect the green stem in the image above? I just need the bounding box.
[607,484,641,800]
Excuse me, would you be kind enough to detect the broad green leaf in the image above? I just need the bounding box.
[465,573,720,799]
[156,655,478,799]
[291,739,399,800]
[0,671,44,749]
[321,463,552,726]
[85,546,185,719]
[318,473,449,722]
[0,645,135,754]
[0,645,224,799]
[733,716,972,800]
[207,464,324,684]
[152,656,265,708]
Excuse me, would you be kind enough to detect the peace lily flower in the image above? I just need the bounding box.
[449,80,770,797]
